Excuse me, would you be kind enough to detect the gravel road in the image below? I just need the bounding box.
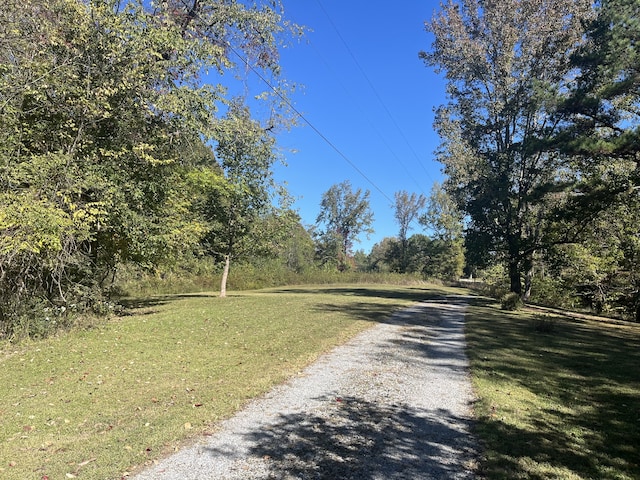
[134,295,478,479]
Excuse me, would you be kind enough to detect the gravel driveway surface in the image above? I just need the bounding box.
[134,295,478,479]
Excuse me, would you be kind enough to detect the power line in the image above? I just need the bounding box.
[183,2,417,205]
[224,42,394,204]
[314,0,436,186]
[305,33,429,199]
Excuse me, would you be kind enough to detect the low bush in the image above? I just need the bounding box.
[114,257,430,297]
[500,292,523,311]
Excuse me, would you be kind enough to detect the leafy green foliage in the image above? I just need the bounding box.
[423,0,639,313]
[557,0,640,165]
[277,222,316,274]
[423,0,593,296]
[366,233,463,281]
[534,189,640,321]
[500,292,523,311]
[315,181,374,271]
[367,237,401,273]
[392,191,426,273]
[420,182,463,243]
[0,0,297,331]
[199,100,295,296]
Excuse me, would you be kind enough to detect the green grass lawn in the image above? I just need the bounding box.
[465,298,640,479]
[0,284,450,479]
[3,285,639,479]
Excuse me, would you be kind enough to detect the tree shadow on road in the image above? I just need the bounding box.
[274,286,453,303]
[204,396,477,479]
[317,297,478,327]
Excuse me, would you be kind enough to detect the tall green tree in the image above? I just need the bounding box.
[407,234,463,281]
[420,182,463,242]
[311,227,344,271]
[367,237,400,273]
[277,220,316,274]
[419,183,465,280]
[422,0,593,298]
[548,0,640,244]
[0,0,296,328]
[501,0,640,317]
[201,101,291,297]
[393,191,426,273]
[537,189,640,321]
[558,0,639,165]
[315,180,374,271]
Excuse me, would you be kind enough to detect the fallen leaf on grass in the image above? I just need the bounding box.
[77,458,96,467]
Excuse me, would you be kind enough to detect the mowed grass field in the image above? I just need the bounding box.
[0,285,450,479]
[466,298,640,479]
[2,285,639,479]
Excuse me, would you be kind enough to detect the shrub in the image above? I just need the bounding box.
[528,276,578,311]
[0,298,77,341]
[501,292,523,311]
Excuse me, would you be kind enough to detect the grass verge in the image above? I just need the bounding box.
[0,284,454,479]
[466,298,640,479]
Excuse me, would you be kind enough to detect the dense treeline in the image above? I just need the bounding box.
[2,0,638,339]
[423,0,639,320]
[0,0,299,336]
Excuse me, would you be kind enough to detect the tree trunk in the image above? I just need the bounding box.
[507,234,523,295]
[509,259,522,296]
[522,253,534,301]
[523,268,533,301]
[220,254,230,298]
[399,238,408,274]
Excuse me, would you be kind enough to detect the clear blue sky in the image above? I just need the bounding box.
[270,0,447,253]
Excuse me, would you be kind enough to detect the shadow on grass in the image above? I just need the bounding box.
[118,293,225,313]
[118,297,174,310]
[275,286,476,326]
[120,286,476,325]
[124,285,477,478]
[274,285,454,303]
[465,297,640,479]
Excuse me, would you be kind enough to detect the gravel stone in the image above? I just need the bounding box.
[134,295,479,479]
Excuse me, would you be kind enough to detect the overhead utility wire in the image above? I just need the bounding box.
[174,5,394,204]
[224,42,394,204]
[314,0,436,186]
[306,37,428,198]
